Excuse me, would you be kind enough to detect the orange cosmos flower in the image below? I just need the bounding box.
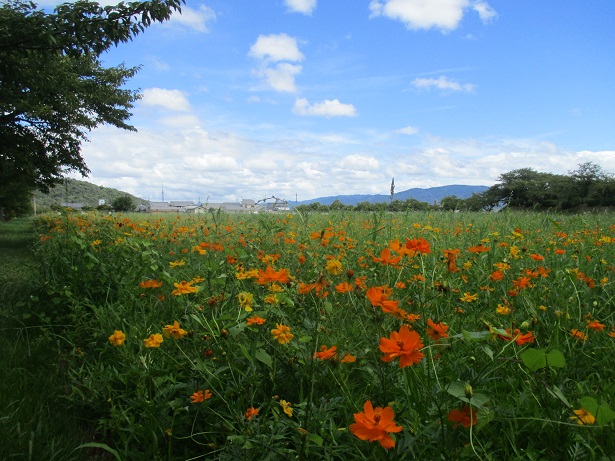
[366,286,399,314]
[314,345,337,360]
[171,280,199,296]
[341,353,357,363]
[467,244,490,254]
[512,276,533,290]
[570,329,588,341]
[350,400,402,449]
[442,249,461,272]
[586,320,605,332]
[256,266,290,285]
[379,325,425,368]
[271,323,294,344]
[163,321,188,339]
[405,237,431,256]
[246,315,266,326]
[447,405,477,428]
[426,319,449,341]
[245,407,259,421]
[335,281,353,293]
[139,279,163,289]
[489,270,504,282]
[372,247,401,266]
[498,328,535,346]
[190,389,212,404]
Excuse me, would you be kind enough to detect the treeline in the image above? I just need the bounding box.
[296,162,615,213]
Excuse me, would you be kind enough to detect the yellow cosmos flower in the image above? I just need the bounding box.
[264,294,279,305]
[108,330,126,346]
[459,292,478,303]
[280,400,293,417]
[325,259,343,275]
[169,259,186,268]
[171,281,198,296]
[569,408,595,425]
[238,291,255,311]
[143,333,163,348]
[271,323,294,344]
[495,304,511,315]
[163,321,188,339]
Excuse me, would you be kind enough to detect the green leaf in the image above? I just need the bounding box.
[461,329,492,342]
[521,348,565,371]
[298,335,313,343]
[308,434,324,447]
[545,385,570,407]
[255,349,272,369]
[545,349,565,368]
[74,443,122,461]
[323,301,333,314]
[520,348,547,371]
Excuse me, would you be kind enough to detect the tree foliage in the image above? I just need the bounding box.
[111,195,134,212]
[0,0,183,218]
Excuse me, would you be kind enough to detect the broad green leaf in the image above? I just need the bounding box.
[461,330,491,342]
[579,397,615,426]
[298,335,313,343]
[545,349,565,368]
[520,348,547,371]
[255,349,272,369]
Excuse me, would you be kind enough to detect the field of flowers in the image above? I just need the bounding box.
[35,210,614,460]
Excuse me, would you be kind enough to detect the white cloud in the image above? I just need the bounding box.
[261,63,303,93]
[249,34,304,93]
[249,33,304,63]
[411,76,476,93]
[141,88,191,111]
[396,125,419,135]
[293,98,357,117]
[338,155,380,170]
[167,4,216,32]
[369,0,495,31]
[472,1,497,22]
[284,0,317,15]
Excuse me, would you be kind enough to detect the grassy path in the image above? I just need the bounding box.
[0,219,98,461]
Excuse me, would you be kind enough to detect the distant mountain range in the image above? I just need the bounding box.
[297,185,489,206]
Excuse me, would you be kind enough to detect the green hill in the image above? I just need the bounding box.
[33,178,147,210]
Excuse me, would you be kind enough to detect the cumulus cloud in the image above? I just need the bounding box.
[141,88,191,111]
[249,33,304,63]
[293,98,357,117]
[411,76,476,93]
[249,33,304,93]
[284,0,317,15]
[396,125,419,135]
[167,4,216,32]
[260,63,303,93]
[369,0,496,31]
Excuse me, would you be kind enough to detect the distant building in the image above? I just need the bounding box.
[98,199,106,206]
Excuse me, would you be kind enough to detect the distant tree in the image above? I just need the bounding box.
[0,0,183,217]
[111,195,134,212]
[329,199,348,211]
[440,195,462,211]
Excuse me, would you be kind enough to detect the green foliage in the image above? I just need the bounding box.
[111,195,135,212]
[30,211,615,459]
[0,0,184,196]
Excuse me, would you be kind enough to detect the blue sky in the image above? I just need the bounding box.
[43,0,615,203]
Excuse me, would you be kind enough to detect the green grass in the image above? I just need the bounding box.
[0,218,107,461]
